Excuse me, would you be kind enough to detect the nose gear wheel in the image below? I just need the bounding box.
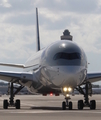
[62,96,73,110]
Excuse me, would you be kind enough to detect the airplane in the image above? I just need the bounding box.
[0,8,101,110]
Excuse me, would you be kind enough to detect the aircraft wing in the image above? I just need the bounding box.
[0,63,24,68]
[0,71,34,86]
[86,72,101,83]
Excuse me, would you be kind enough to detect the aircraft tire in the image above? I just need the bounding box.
[69,101,72,110]
[62,101,66,110]
[3,99,8,109]
[78,100,83,110]
[90,100,96,110]
[15,99,20,109]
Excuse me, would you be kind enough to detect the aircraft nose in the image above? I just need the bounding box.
[59,66,86,87]
[51,66,84,87]
[62,72,77,87]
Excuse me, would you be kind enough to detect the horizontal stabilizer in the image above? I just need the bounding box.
[0,63,25,68]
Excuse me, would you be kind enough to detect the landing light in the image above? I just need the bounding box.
[68,87,72,92]
[63,87,68,92]
[63,87,72,92]
[66,94,70,97]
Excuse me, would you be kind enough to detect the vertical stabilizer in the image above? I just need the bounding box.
[36,8,40,51]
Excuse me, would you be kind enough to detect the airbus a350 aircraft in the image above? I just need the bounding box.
[0,8,101,110]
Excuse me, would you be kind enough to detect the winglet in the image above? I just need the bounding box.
[36,8,40,51]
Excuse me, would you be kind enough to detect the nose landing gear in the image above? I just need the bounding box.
[62,96,72,110]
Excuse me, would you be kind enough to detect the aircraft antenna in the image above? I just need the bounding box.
[36,8,40,51]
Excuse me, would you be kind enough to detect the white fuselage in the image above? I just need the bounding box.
[23,40,87,94]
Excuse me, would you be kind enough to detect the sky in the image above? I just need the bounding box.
[0,0,101,84]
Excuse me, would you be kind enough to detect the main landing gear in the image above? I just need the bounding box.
[3,82,24,109]
[76,82,96,110]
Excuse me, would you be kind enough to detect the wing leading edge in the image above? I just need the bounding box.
[0,63,24,68]
[0,71,37,87]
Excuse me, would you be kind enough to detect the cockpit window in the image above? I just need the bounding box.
[53,52,81,60]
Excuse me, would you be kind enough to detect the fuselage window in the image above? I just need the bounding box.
[53,52,81,60]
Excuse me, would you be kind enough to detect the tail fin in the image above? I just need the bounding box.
[36,8,40,51]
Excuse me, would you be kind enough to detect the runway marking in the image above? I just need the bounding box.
[21,102,36,106]
[0,109,101,114]
[8,110,56,114]
[49,100,101,103]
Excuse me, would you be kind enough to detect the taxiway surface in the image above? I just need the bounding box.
[0,94,101,120]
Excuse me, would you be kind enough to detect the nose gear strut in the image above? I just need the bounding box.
[62,95,72,110]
